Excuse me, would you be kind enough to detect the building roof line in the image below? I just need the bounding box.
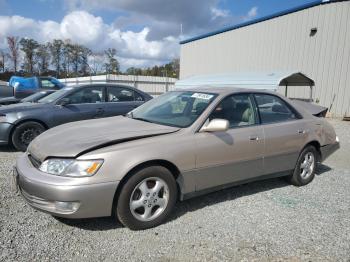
[180,0,345,45]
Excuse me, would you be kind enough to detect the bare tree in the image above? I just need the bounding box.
[89,52,105,74]
[7,36,20,72]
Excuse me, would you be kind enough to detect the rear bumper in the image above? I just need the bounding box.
[0,122,13,145]
[320,142,340,162]
[15,154,119,218]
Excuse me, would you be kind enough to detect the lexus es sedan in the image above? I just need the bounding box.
[0,84,152,151]
[14,87,339,230]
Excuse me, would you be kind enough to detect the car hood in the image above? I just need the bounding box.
[28,116,180,162]
[0,102,45,113]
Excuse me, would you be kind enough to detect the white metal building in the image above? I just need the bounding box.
[179,0,350,117]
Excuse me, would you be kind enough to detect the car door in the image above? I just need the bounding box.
[104,86,145,117]
[51,86,106,127]
[194,93,265,191]
[254,93,309,175]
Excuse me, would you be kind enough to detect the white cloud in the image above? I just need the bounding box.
[0,2,259,70]
[211,7,230,20]
[243,6,258,21]
[0,11,180,70]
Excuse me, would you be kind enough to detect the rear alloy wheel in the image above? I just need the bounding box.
[116,166,177,230]
[288,145,318,186]
[12,121,46,151]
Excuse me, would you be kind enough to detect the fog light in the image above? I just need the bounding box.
[55,201,80,213]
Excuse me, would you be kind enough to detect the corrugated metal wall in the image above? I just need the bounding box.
[180,1,350,117]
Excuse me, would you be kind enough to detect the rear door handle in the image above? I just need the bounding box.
[298,130,306,134]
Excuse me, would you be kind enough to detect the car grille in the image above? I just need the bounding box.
[28,154,42,168]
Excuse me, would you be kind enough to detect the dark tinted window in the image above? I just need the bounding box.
[65,87,103,104]
[255,94,297,124]
[108,87,143,102]
[209,94,256,128]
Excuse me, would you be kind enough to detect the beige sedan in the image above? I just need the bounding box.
[14,87,339,230]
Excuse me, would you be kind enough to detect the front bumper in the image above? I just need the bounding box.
[320,141,340,162]
[15,154,119,218]
[0,122,13,145]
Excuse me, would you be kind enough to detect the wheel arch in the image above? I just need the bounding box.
[9,118,49,144]
[304,140,322,161]
[111,159,181,216]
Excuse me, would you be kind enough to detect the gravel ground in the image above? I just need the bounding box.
[0,119,349,261]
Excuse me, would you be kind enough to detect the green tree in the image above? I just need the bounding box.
[49,39,64,77]
[80,46,92,76]
[104,48,119,74]
[20,38,40,74]
[61,40,72,77]
[0,50,6,72]
[36,44,50,74]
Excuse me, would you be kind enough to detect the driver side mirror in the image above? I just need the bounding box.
[57,97,70,106]
[200,119,229,132]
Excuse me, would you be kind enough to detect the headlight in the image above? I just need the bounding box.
[0,115,7,122]
[39,158,103,177]
[336,136,339,143]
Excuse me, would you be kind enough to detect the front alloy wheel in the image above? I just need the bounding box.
[129,177,169,222]
[116,166,177,230]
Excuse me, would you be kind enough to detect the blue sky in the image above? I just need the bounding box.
[0,0,318,70]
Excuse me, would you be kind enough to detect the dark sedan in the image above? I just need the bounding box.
[0,84,152,151]
[0,90,56,106]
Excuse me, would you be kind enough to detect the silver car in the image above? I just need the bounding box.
[14,87,339,230]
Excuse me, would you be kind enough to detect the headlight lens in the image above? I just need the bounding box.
[39,158,103,177]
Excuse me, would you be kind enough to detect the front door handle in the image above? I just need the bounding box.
[96,108,104,115]
[249,135,259,141]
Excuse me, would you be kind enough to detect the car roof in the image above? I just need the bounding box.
[173,85,278,96]
[70,83,137,89]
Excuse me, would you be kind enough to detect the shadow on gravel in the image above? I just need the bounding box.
[169,164,333,224]
[0,145,17,152]
[54,164,333,231]
[54,216,123,231]
[316,163,332,175]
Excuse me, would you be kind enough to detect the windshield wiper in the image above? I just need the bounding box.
[132,117,154,123]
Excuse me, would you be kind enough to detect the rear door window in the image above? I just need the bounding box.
[108,86,143,102]
[254,94,297,124]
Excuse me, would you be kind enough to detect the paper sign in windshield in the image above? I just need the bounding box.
[191,93,213,100]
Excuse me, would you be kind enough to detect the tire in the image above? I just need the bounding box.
[12,121,46,152]
[287,145,318,186]
[115,166,178,230]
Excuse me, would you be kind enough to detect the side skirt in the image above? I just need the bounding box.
[180,170,292,201]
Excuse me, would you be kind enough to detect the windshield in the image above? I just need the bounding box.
[131,91,217,128]
[38,87,73,103]
[21,91,53,103]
